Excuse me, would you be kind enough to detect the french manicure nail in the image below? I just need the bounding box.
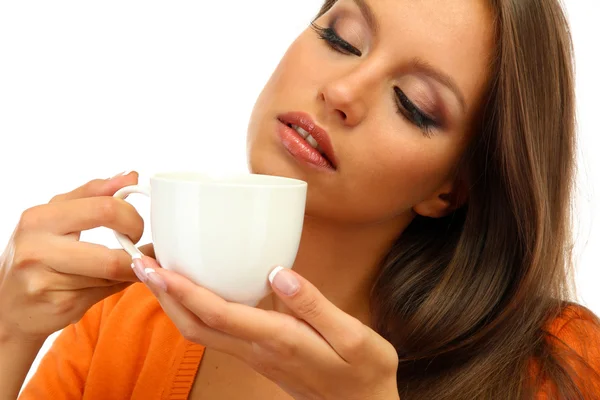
[110,170,133,179]
[269,266,299,296]
[145,268,167,292]
[268,266,284,284]
[131,261,148,283]
[132,256,147,282]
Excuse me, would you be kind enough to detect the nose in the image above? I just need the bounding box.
[319,76,369,127]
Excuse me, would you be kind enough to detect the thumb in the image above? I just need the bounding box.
[268,266,327,327]
[268,266,369,362]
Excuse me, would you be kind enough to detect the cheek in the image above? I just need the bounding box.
[247,32,325,170]
[247,36,310,129]
[245,29,466,224]
[254,31,327,108]
[342,130,461,213]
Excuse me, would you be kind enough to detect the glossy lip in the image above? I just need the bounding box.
[276,122,335,171]
[277,111,338,169]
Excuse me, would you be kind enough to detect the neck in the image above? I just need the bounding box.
[259,213,412,326]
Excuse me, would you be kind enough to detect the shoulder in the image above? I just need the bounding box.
[541,303,600,396]
[97,282,175,333]
[20,284,180,399]
[546,303,600,345]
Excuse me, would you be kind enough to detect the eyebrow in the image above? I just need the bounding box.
[352,0,467,113]
[411,59,467,113]
[352,0,379,35]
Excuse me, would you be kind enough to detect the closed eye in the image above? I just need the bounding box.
[312,22,437,137]
[394,87,439,137]
[311,23,362,57]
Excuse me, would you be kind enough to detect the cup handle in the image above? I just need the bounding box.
[113,185,151,258]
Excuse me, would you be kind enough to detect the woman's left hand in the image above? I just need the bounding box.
[133,256,400,400]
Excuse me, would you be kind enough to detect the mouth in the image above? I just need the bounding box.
[276,112,338,170]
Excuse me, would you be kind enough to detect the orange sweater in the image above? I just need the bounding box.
[19,284,600,399]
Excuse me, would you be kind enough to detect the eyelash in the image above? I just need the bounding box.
[394,87,438,137]
[311,22,438,137]
[311,22,362,56]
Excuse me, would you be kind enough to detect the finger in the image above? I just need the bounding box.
[137,257,324,346]
[20,197,144,240]
[33,270,121,291]
[140,258,344,375]
[149,284,250,358]
[86,281,132,302]
[49,171,138,203]
[268,266,370,363]
[26,235,154,282]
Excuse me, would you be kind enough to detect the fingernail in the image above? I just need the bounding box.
[110,170,133,179]
[269,266,299,296]
[131,261,147,283]
[145,268,167,292]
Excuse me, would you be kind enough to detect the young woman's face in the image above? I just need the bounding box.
[247,0,494,225]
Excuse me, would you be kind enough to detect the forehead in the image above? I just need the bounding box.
[334,0,496,113]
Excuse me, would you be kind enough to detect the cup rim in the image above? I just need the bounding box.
[151,172,307,188]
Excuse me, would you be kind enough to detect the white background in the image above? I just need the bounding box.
[0,0,598,388]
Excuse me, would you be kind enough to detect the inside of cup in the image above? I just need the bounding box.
[152,172,306,187]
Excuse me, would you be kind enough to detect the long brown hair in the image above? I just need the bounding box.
[314,0,598,398]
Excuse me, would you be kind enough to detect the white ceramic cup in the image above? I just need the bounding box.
[112,172,307,306]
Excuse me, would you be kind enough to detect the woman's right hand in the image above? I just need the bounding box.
[0,172,152,344]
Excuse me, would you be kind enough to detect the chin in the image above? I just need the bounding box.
[247,120,348,221]
[248,145,306,181]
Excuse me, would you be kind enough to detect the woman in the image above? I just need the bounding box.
[2,0,599,398]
